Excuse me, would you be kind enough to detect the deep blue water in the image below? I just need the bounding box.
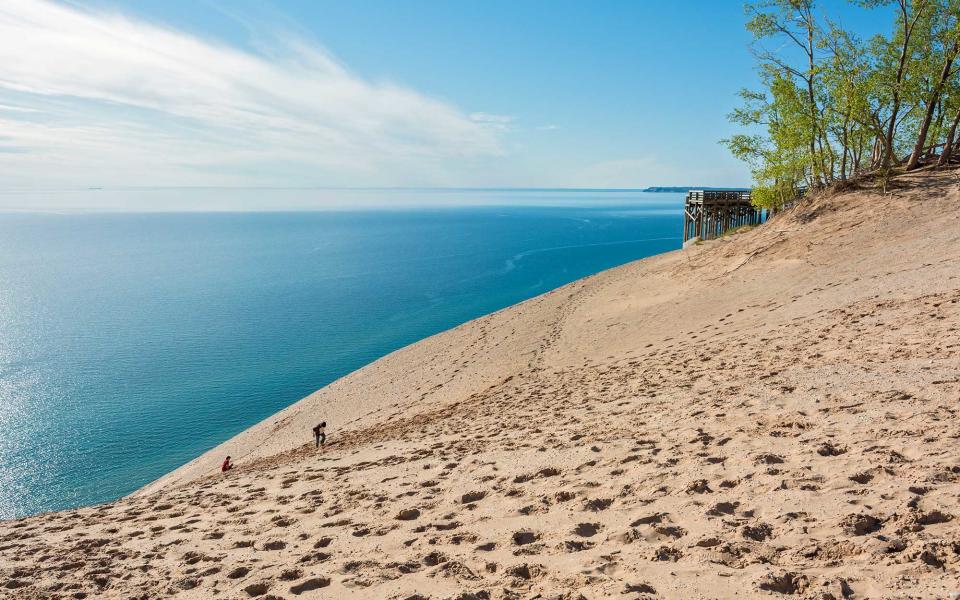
[0,191,683,519]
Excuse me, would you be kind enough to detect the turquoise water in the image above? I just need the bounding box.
[0,190,683,519]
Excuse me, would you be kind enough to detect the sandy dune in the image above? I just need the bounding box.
[2,171,960,599]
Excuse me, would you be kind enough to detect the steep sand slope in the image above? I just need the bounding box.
[2,171,959,599]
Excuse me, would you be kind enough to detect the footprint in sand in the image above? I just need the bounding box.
[461,491,486,504]
[396,508,421,521]
[289,577,331,595]
[243,581,272,597]
[706,501,739,516]
[573,522,601,537]
[741,523,773,541]
[582,497,614,512]
[227,566,251,579]
[512,530,540,546]
[562,539,595,553]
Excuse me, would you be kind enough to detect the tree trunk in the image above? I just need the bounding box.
[825,132,836,182]
[884,0,925,168]
[907,41,958,170]
[932,97,946,155]
[804,8,820,188]
[937,105,960,168]
[852,132,863,174]
[840,116,850,181]
[872,135,883,169]
[884,99,903,169]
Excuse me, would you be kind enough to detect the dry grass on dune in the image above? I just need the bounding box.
[2,170,960,599]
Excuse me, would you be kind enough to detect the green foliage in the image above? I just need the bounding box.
[725,0,960,204]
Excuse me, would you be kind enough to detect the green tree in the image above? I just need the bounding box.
[821,21,873,179]
[726,0,960,200]
[859,0,933,168]
[906,0,960,169]
[724,77,812,207]
[745,0,829,188]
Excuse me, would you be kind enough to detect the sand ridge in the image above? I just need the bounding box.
[2,171,960,598]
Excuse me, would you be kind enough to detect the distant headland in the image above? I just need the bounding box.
[642,186,751,193]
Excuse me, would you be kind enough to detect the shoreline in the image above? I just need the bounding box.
[0,203,682,521]
[3,170,959,598]
[136,239,671,498]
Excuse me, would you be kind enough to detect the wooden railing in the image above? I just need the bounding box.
[686,190,752,204]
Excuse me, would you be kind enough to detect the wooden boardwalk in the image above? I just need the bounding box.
[682,189,765,244]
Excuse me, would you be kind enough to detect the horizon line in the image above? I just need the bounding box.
[0,185,750,194]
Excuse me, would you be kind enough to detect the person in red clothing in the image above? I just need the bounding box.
[221,456,233,472]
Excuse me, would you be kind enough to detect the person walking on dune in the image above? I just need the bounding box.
[313,422,326,448]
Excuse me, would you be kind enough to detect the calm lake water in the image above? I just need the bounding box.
[0,189,683,519]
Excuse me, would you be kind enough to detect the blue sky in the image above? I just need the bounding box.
[0,1,890,195]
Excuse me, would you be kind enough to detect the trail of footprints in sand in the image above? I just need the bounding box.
[2,287,959,598]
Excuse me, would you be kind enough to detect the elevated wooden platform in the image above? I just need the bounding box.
[683,189,765,243]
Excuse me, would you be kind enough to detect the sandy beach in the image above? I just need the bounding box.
[2,171,959,599]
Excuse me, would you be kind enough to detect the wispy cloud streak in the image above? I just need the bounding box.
[0,0,504,187]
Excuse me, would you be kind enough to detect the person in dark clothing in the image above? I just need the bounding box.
[313,422,326,447]
[221,456,233,472]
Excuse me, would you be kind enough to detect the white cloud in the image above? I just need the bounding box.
[469,113,513,124]
[469,112,514,132]
[0,0,505,188]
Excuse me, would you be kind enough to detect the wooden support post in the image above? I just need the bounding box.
[683,190,758,242]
